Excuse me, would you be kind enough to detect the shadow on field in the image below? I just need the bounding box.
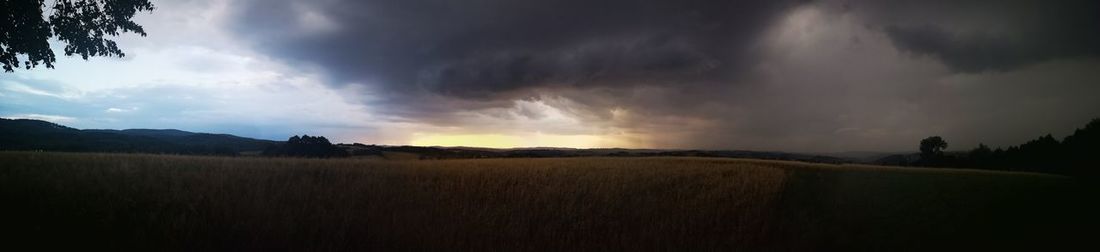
[767,166,1091,251]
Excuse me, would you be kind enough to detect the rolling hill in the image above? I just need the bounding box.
[0,118,277,155]
[0,118,852,163]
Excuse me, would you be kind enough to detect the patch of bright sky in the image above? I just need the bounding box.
[0,0,642,148]
[0,0,379,142]
[404,98,646,148]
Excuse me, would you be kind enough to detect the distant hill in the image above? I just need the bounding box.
[339,144,853,164]
[1,118,853,163]
[85,128,274,151]
[86,128,197,138]
[818,151,911,163]
[0,118,277,155]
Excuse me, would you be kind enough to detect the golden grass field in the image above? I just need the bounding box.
[0,152,1089,251]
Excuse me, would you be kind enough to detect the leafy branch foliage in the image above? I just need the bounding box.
[1,0,154,72]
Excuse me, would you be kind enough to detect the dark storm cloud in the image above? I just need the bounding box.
[415,35,722,99]
[855,0,1100,73]
[224,0,1100,151]
[883,25,1035,73]
[232,0,798,99]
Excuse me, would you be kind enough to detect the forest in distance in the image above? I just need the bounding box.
[3,117,1099,178]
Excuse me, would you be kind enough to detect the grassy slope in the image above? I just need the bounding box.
[0,152,1090,251]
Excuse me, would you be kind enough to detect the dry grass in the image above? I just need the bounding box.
[0,152,1088,251]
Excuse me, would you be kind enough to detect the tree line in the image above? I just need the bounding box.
[915,118,1099,177]
[262,135,347,158]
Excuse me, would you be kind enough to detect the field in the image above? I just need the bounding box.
[0,152,1090,250]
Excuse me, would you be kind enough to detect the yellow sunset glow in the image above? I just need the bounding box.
[409,133,637,149]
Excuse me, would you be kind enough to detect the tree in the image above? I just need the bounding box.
[1,0,154,72]
[263,135,348,158]
[919,136,948,160]
[967,143,993,168]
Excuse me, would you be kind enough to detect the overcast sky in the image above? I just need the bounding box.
[3,0,1099,152]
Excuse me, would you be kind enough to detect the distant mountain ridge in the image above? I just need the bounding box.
[86,128,197,137]
[0,118,277,155]
[337,143,852,164]
[0,118,854,164]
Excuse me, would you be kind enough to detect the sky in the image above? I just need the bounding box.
[3,0,1099,152]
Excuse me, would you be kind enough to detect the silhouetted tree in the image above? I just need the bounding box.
[919,136,948,162]
[1061,119,1100,177]
[1009,134,1060,172]
[263,135,347,158]
[926,118,1100,177]
[967,143,993,169]
[1,0,154,72]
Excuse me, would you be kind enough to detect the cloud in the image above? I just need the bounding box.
[1,0,386,143]
[231,0,799,99]
[883,25,1030,72]
[3,114,78,124]
[846,0,1100,73]
[219,0,1100,151]
[105,107,138,113]
[1,76,382,141]
[224,0,814,147]
[8,0,1100,152]
[675,3,1100,152]
[2,79,81,100]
